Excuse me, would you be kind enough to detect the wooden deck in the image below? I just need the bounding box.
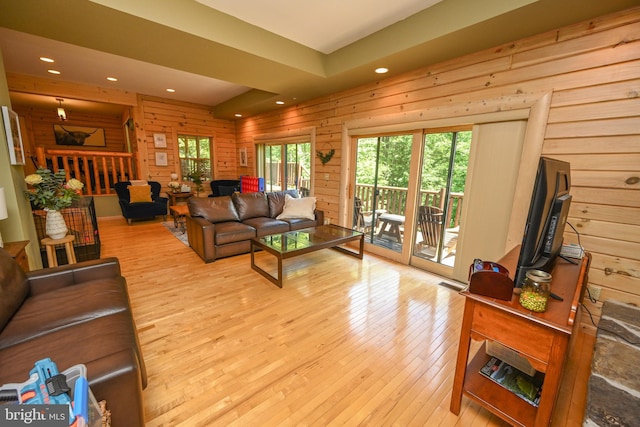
[97,216,595,426]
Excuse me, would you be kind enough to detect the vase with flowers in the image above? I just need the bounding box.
[24,168,84,239]
[168,181,181,193]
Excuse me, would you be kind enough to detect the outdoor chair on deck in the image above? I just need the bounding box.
[353,197,374,233]
[416,205,457,258]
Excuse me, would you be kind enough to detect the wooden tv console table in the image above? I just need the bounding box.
[450,246,589,427]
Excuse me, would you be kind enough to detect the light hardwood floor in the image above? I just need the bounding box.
[97,217,595,426]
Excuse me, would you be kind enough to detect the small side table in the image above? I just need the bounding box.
[166,191,192,206]
[4,240,30,272]
[169,205,189,234]
[41,235,77,267]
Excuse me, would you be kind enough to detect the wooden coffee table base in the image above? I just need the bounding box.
[251,225,364,288]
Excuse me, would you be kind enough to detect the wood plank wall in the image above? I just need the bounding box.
[12,105,126,174]
[236,7,640,329]
[136,95,237,190]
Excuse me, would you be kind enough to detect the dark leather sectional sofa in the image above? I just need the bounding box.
[186,190,324,262]
[0,249,146,426]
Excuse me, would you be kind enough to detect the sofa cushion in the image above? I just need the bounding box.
[267,190,300,218]
[0,277,129,349]
[214,221,256,245]
[0,312,143,426]
[188,196,240,224]
[243,217,290,237]
[284,217,318,230]
[277,194,317,220]
[0,249,29,331]
[232,192,269,220]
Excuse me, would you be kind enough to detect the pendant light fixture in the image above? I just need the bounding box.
[56,98,67,121]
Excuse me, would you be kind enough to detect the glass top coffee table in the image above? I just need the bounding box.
[250,225,364,288]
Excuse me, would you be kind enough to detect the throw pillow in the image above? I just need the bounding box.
[128,185,152,203]
[276,194,316,220]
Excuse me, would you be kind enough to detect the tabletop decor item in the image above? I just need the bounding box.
[24,168,84,239]
[168,181,181,193]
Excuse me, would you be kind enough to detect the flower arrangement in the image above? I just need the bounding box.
[24,168,84,211]
[188,169,204,194]
[168,181,181,192]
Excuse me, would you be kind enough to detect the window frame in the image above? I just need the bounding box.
[177,134,213,183]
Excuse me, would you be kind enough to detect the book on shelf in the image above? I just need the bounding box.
[480,356,544,407]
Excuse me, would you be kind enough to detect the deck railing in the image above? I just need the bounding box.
[355,183,463,229]
[35,147,137,196]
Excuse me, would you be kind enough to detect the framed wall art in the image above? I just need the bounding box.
[239,147,248,167]
[155,152,168,166]
[153,133,167,148]
[53,124,106,147]
[2,106,25,165]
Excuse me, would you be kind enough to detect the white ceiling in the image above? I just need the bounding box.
[196,0,442,54]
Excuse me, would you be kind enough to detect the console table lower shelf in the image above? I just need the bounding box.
[449,247,589,427]
[251,225,364,288]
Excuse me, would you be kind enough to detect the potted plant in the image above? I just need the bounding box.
[188,169,204,196]
[24,168,84,239]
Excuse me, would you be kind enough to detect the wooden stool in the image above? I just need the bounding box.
[41,235,77,267]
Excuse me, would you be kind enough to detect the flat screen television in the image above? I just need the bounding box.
[514,157,572,287]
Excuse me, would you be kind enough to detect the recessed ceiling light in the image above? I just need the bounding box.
[166,88,175,93]
[234,114,242,118]
[375,67,389,74]
[275,101,285,105]
[40,57,54,63]
[106,77,118,82]
[47,69,61,75]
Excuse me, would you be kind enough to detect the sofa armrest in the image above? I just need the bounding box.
[27,257,122,296]
[314,209,325,226]
[186,215,217,262]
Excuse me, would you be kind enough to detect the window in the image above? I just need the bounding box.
[257,141,311,196]
[178,135,212,182]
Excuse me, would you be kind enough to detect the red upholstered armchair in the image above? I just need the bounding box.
[114,181,168,224]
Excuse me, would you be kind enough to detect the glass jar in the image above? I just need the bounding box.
[519,270,552,312]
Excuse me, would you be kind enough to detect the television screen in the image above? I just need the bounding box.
[514,157,571,287]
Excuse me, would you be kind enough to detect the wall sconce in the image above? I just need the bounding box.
[0,187,8,248]
[56,98,67,121]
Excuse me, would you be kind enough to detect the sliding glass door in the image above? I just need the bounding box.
[411,130,471,269]
[353,134,412,253]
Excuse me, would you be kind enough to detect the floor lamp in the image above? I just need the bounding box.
[0,188,7,248]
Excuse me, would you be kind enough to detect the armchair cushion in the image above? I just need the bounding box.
[128,185,152,203]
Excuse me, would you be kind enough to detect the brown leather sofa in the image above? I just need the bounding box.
[0,249,146,426]
[186,190,324,262]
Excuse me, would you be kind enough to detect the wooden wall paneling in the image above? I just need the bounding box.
[13,105,127,153]
[550,79,640,108]
[235,7,640,328]
[569,203,640,225]
[140,96,237,188]
[544,135,640,155]
[571,170,640,188]
[570,187,640,208]
[511,21,640,69]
